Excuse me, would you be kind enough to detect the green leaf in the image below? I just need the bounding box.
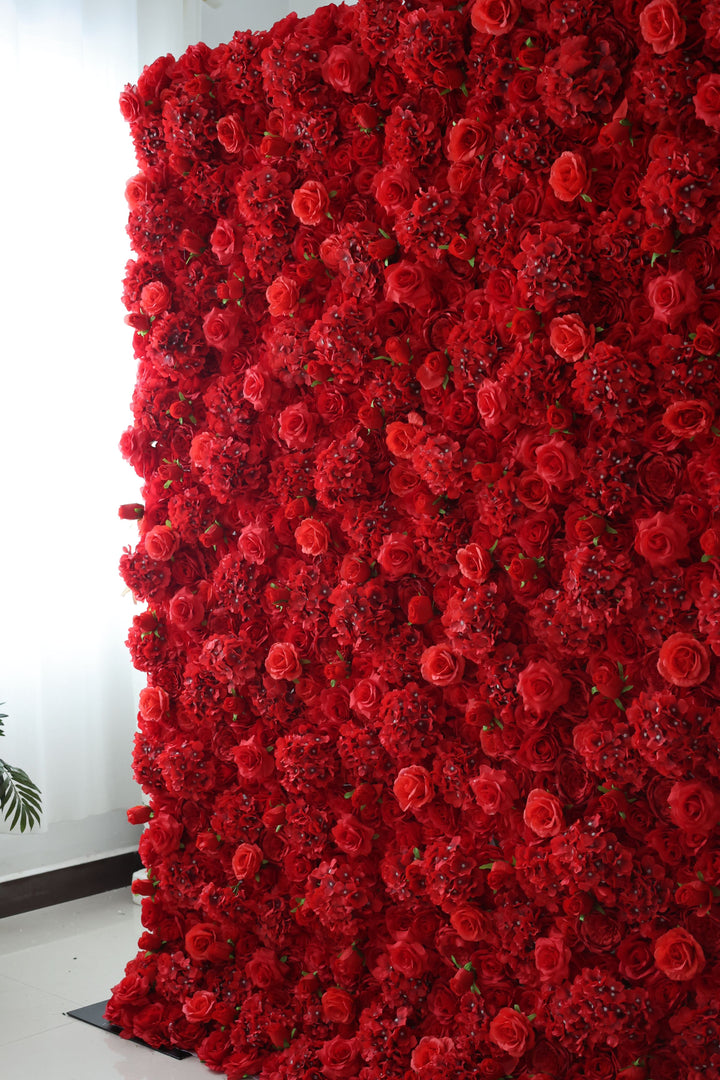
[580,193,592,203]
[0,761,42,832]
[413,847,421,859]
[378,228,391,239]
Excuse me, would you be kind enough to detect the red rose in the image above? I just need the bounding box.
[394,764,434,812]
[246,948,287,988]
[144,524,179,561]
[388,940,427,977]
[450,904,487,941]
[668,780,720,833]
[265,642,302,681]
[470,766,517,814]
[203,307,238,350]
[238,523,271,564]
[185,922,226,963]
[534,933,571,983]
[318,1035,360,1079]
[126,804,152,825]
[168,586,204,630]
[182,990,216,1023]
[386,421,419,458]
[476,380,508,428]
[231,842,263,880]
[118,503,144,520]
[278,402,316,449]
[488,1006,534,1057]
[138,686,169,722]
[456,543,492,583]
[322,45,370,94]
[523,788,564,837]
[535,437,579,488]
[701,524,720,557]
[694,74,720,130]
[349,678,382,717]
[411,1037,455,1072]
[216,113,245,153]
[408,595,434,624]
[266,275,300,317]
[639,0,686,54]
[647,270,700,326]
[210,219,237,264]
[295,518,330,556]
[517,659,570,716]
[657,633,710,687]
[634,511,689,567]
[331,814,374,856]
[292,180,330,226]
[140,281,170,316]
[420,644,465,686]
[233,737,275,780]
[416,351,448,390]
[377,532,416,579]
[662,399,714,439]
[549,152,588,202]
[384,261,432,310]
[549,314,594,361]
[587,655,624,699]
[471,0,519,36]
[617,936,654,981]
[321,988,355,1025]
[447,119,492,163]
[653,927,705,980]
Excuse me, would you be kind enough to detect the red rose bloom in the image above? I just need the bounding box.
[470,765,517,814]
[657,633,710,687]
[265,642,302,681]
[654,927,705,980]
[138,686,169,722]
[144,524,179,562]
[694,73,720,129]
[384,261,432,310]
[295,518,330,556]
[668,780,720,833]
[321,988,355,1025]
[322,45,370,95]
[456,543,492,583]
[394,764,434,812]
[647,270,700,326]
[450,904,487,941]
[523,788,565,837]
[639,0,686,54]
[471,0,519,36]
[549,152,588,202]
[377,532,416,579]
[420,644,465,685]
[292,180,330,226]
[447,119,492,163]
[411,1037,455,1072]
[231,842,263,880]
[140,281,170,316]
[634,511,689,567]
[517,659,570,716]
[278,403,316,449]
[549,314,594,360]
[662,399,714,439]
[318,1035,360,1079]
[534,932,571,983]
[489,1007,534,1057]
[266,275,300,317]
[388,940,427,977]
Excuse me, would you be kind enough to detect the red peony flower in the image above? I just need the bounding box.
[653,927,705,980]
[657,633,710,687]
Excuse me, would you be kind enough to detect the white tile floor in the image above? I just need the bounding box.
[0,888,210,1079]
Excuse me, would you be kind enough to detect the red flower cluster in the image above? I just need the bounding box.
[108,1,720,1078]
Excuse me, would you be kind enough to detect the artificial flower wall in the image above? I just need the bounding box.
[109,1,720,1078]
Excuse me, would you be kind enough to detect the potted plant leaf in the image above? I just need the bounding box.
[0,704,42,832]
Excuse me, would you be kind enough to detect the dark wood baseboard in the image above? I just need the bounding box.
[0,851,142,918]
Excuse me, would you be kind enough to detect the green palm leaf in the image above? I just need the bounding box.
[0,760,42,832]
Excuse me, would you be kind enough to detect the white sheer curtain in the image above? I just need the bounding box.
[0,1,150,876]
